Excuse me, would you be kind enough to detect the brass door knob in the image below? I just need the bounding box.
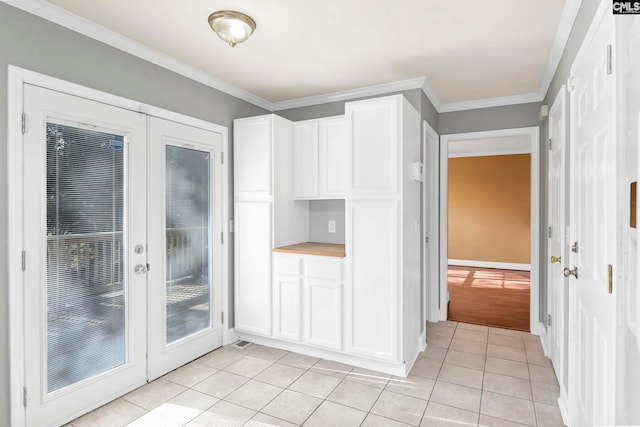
[551,256,562,263]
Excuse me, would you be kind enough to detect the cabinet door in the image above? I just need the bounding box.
[319,117,347,198]
[234,116,272,197]
[346,200,399,361]
[293,120,319,198]
[346,97,400,196]
[234,201,272,335]
[305,279,343,350]
[273,276,303,342]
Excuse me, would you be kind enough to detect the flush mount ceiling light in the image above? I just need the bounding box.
[208,10,256,47]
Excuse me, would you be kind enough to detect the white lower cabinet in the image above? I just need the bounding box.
[273,253,344,351]
[305,279,342,350]
[273,276,302,342]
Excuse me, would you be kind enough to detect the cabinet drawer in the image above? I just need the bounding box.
[306,258,343,281]
[275,255,303,276]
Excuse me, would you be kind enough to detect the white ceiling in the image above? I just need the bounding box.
[36,0,569,108]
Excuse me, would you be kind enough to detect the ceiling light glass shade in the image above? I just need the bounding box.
[208,10,256,47]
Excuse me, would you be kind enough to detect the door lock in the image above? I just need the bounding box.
[551,255,562,263]
[563,267,578,279]
[571,242,579,253]
[134,264,147,274]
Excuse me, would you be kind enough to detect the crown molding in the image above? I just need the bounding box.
[420,78,442,112]
[270,77,427,111]
[3,0,273,111]
[537,0,583,99]
[438,92,543,113]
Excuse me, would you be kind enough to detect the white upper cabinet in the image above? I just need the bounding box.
[319,117,347,198]
[293,120,319,198]
[234,115,273,197]
[346,97,400,196]
[293,116,346,199]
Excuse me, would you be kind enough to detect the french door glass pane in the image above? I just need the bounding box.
[46,123,126,393]
[165,146,211,343]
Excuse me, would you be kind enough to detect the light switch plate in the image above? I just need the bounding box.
[328,220,336,233]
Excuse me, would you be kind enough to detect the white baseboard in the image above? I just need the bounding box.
[558,387,569,426]
[538,322,549,357]
[448,259,531,271]
[420,330,427,352]
[237,332,408,377]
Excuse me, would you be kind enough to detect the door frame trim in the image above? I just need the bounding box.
[437,126,541,334]
[422,120,440,323]
[7,65,230,426]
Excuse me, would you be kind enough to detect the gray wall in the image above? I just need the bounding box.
[542,0,601,394]
[438,102,542,135]
[308,200,346,244]
[0,4,267,424]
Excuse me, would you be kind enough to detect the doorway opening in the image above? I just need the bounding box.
[436,127,540,334]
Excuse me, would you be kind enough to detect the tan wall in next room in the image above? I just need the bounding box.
[448,154,531,264]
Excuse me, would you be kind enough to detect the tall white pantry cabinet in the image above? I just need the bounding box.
[233,94,422,376]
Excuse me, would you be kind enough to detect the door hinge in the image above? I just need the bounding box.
[221,152,224,164]
[425,236,429,243]
[221,232,224,244]
[21,113,26,134]
[608,264,613,294]
[607,45,613,75]
[221,312,224,325]
[548,226,552,238]
[547,314,552,326]
[23,386,27,408]
[146,263,151,272]
[21,250,26,271]
[548,138,552,150]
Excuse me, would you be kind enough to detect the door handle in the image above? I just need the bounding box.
[551,256,562,263]
[134,264,147,274]
[563,267,578,279]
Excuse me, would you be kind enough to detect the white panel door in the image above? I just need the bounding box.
[346,200,399,361]
[347,97,400,196]
[147,117,223,380]
[234,116,272,197]
[319,116,347,198]
[615,15,640,426]
[22,85,147,427]
[305,279,343,350]
[234,201,273,336]
[547,86,566,386]
[569,7,616,426]
[293,120,319,198]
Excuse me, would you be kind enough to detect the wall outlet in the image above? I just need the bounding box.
[328,220,336,233]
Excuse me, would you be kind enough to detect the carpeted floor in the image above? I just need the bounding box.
[447,266,530,331]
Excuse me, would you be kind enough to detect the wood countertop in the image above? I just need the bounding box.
[272,242,346,258]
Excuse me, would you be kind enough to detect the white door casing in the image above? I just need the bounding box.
[547,85,567,396]
[147,117,224,381]
[422,121,440,323]
[22,84,148,427]
[568,2,617,425]
[438,128,540,331]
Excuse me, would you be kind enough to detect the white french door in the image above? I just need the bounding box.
[568,3,617,426]
[21,85,223,427]
[23,84,148,426]
[147,117,223,380]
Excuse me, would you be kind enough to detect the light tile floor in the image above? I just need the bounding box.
[68,321,565,427]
